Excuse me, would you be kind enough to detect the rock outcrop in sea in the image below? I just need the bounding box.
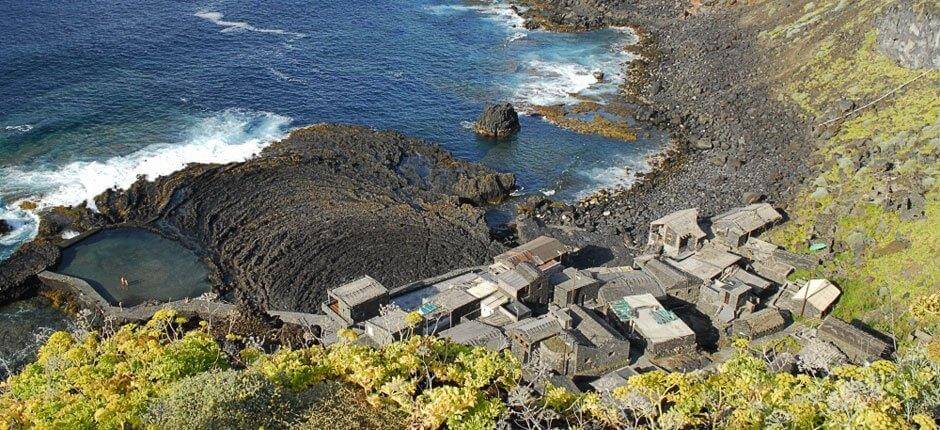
[2,125,515,312]
[474,103,521,139]
[0,219,11,236]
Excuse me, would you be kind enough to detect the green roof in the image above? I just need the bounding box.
[652,308,678,324]
[611,298,634,321]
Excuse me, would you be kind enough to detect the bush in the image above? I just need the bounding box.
[146,369,297,429]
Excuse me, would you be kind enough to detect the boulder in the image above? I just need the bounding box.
[0,219,11,236]
[593,70,605,81]
[453,173,516,205]
[474,103,521,139]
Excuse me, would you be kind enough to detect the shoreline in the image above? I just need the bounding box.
[509,0,815,247]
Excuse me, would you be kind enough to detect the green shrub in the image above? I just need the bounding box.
[146,369,297,430]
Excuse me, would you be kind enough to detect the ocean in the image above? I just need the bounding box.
[0,0,664,258]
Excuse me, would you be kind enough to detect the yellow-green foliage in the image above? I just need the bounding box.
[0,309,227,429]
[1,316,938,429]
[762,0,940,339]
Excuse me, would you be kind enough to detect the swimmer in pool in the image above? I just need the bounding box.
[120,276,129,288]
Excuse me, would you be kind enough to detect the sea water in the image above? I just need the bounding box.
[0,1,665,258]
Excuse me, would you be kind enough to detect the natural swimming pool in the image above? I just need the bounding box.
[56,228,210,307]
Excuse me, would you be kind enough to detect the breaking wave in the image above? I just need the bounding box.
[0,109,292,210]
[195,10,307,38]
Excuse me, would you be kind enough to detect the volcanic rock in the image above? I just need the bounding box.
[80,124,511,312]
[876,0,940,69]
[0,220,11,236]
[0,241,59,306]
[474,103,521,139]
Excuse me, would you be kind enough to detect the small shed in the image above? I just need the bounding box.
[324,276,389,325]
[790,279,841,318]
[494,236,573,267]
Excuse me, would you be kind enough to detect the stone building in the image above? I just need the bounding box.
[364,307,419,346]
[323,276,389,325]
[669,245,742,282]
[495,262,550,304]
[609,294,696,357]
[640,258,701,302]
[697,279,756,325]
[418,287,481,334]
[817,317,891,364]
[710,203,783,248]
[552,268,601,307]
[787,279,841,318]
[648,208,707,259]
[730,308,790,340]
[494,236,573,267]
[537,305,632,377]
[505,313,563,361]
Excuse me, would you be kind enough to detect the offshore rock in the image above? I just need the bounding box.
[0,219,11,236]
[41,125,511,312]
[474,103,521,139]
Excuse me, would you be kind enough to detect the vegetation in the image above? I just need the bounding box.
[1,311,937,429]
[756,0,940,341]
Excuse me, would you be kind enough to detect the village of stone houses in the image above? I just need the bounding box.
[313,203,894,393]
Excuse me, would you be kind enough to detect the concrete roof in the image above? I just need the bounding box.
[726,267,774,291]
[331,276,388,307]
[553,268,598,294]
[614,294,695,344]
[817,317,890,362]
[590,367,637,393]
[669,246,741,280]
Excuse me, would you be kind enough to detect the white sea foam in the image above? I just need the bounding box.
[0,206,38,249]
[425,2,525,30]
[0,109,291,210]
[195,11,307,38]
[515,60,606,106]
[3,124,33,133]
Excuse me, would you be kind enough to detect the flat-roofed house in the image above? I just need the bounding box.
[710,203,783,248]
[609,294,696,357]
[669,246,742,282]
[596,271,667,307]
[323,276,389,325]
[439,320,510,352]
[696,279,756,325]
[552,268,601,307]
[788,279,841,318]
[648,209,707,259]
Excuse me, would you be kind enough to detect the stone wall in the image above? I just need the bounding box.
[876,0,940,69]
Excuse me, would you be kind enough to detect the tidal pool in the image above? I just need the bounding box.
[56,228,210,307]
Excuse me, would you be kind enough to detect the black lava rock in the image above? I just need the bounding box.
[474,103,521,139]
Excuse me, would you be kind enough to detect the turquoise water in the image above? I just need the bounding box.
[56,229,210,307]
[0,1,665,258]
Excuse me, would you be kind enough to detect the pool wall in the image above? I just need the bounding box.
[35,270,337,331]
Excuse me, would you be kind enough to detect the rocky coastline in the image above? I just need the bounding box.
[1,125,515,313]
[512,0,815,246]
